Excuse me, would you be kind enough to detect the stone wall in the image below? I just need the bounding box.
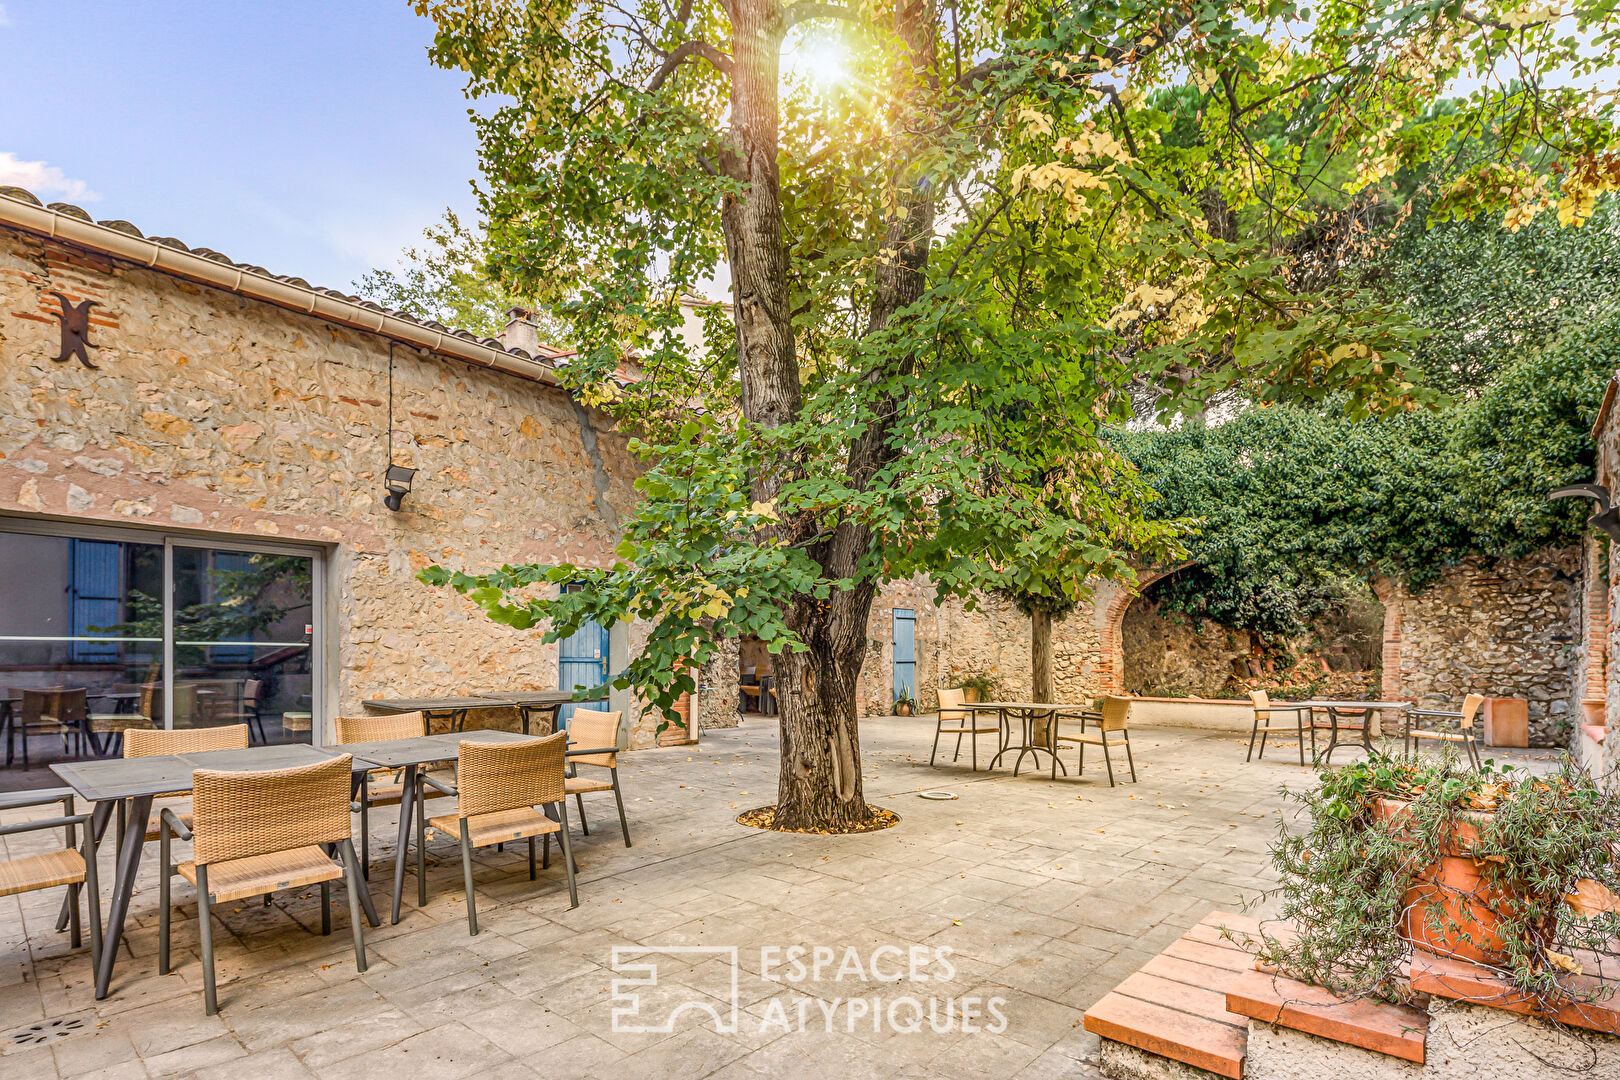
[1376,547,1582,747]
[1593,377,1620,779]
[0,224,684,747]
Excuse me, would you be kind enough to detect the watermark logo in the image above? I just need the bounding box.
[610,945,740,1034]
[608,944,1007,1036]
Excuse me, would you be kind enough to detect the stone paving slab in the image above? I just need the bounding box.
[0,718,1563,1079]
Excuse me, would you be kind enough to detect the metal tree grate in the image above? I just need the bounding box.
[3,1012,92,1054]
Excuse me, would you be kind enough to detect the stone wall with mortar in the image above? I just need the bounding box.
[1375,547,1582,748]
[0,224,688,748]
[1593,378,1620,780]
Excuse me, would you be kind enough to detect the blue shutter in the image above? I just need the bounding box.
[70,539,122,662]
[892,609,916,704]
[557,583,611,728]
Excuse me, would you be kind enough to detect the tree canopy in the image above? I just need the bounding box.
[412,0,1620,828]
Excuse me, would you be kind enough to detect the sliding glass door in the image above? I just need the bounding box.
[0,519,322,780]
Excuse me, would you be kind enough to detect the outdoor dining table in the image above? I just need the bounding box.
[363,695,517,731]
[50,742,378,1000]
[965,701,1089,776]
[1291,699,1413,764]
[472,690,584,734]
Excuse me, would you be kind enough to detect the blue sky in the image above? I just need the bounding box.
[0,2,481,292]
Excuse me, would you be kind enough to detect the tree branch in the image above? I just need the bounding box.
[779,2,865,34]
[645,38,734,94]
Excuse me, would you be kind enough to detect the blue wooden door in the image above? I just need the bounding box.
[558,583,610,728]
[69,539,122,662]
[892,609,916,706]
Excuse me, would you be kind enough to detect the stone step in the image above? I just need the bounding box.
[1223,967,1428,1063]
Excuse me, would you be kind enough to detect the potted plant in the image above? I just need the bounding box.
[893,686,915,716]
[1256,754,1620,1015]
[958,674,997,703]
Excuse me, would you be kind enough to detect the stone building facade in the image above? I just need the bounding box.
[0,188,687,750]
[1586,375,1620,779]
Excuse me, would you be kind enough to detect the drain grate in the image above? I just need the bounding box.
[3,1012,93,1054]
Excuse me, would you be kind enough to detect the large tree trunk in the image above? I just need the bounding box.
[719,0,935,831]
[1032,608,1053,743]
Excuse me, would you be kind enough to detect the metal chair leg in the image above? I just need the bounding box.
[1102,741,1116,787]
[556,802,579,909]
[542,832,550,870]
[320,880,332,936]
[528,836,537,881]
[341,840,367,973]
[611,772,631,847]
[158,824,172,975]
[576,792,589,835]
[1125,734,1137,782]
[929,720,942,767]
[359,796,371,881]
[68,882,81,950]
[1246,717,1260,762]
[416,774,428,908]
[459,819,478,936]
[83,824,100,973]
[197,865,218,1015]
[952,730,963,762]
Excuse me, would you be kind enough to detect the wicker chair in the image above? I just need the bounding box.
[1053,695,1138,786]
[209,679,267,744]
[424,732,578,933]
[123,723,251,842]
[88,683,157,755]
[9,688,88,766]
[332,711,450,877]
[0,788,99,969]
[928,688,1000,770]
[1405,694,1485,769]
[158,754,366,1014]
[563,708,631,847]
[1245,689,1314,764]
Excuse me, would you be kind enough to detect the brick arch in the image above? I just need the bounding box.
[1092,564,1189,695]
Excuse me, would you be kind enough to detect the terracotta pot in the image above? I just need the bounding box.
[963,687,982,703]
[895,702,914,716]
[1373,799,1552,965]
[658,694,695,746]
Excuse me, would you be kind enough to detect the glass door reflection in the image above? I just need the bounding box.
[171,546,314,743]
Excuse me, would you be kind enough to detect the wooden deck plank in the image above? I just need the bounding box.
[1224,967,1428,1063]
[1084,991,1246,1079]
[1115,971,1247,1029]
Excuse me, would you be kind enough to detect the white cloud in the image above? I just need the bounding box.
[0,6,11,28]
[0,152,99,202]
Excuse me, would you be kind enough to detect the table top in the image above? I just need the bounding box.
[473,691,575,707]
[52,743,348,802]
[327,728,537,768]
[364,696,516,713]
[1291,700,1412,710]
[968,701,1088,712]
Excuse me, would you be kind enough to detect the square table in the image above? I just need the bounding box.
[327,729,619,924]
[51,742,376,1000]
[472,690,585,734]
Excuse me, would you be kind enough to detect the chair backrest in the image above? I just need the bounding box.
[24,687,85,725]
[190,754,355,865]
[1459,693,1485,729]
[1099,695,1132,731]
[124,723,250,759]
[241,679,262,704]
[567,708,622,768]
[938,687,967,721]
[1249,689,1270,722]
[456,732,567,818]
[333,711,426,744]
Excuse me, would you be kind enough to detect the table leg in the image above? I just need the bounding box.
[390,763,418,924]
[988,710,1012,768]
[95,794,153,1000]
[58,800,113,931]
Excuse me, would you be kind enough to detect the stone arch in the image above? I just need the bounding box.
[1090,564,1187,695]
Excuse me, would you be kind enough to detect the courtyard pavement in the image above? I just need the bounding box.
[0,717,1560,1080]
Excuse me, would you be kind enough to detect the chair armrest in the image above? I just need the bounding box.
[420,772,458,797]
[1405,709,1463,719]
[565,746,619,757]
[160,806,192,841]
[0,812,90,838]
[0,787,76,814]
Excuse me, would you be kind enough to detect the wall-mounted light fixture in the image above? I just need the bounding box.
[383,464,417,512]
[383,342,417,512]
[1549,482,1620,542]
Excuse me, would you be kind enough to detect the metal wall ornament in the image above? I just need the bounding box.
[48,291,100,369]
